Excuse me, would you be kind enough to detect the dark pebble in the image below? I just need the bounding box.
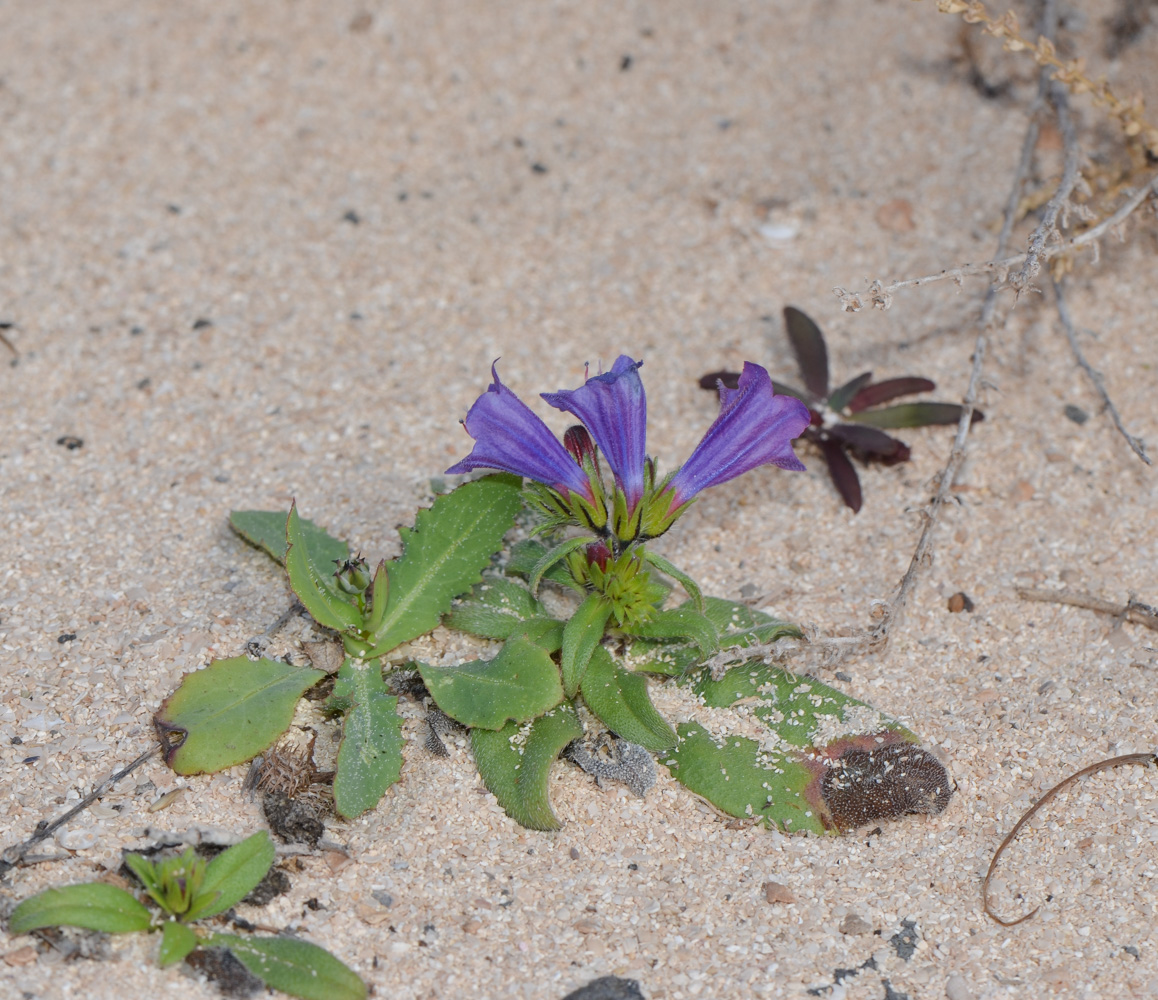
[1064,404,1089,425]
[561,975,645,1000]
[56,435,84,450]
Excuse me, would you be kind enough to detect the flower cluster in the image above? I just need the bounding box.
[448,356,809,547]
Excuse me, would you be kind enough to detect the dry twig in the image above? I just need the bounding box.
[1016,586,1158,630]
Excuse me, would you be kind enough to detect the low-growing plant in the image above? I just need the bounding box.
[7,831,365,1000]
[157,355,953,835]
[701,307,983,512]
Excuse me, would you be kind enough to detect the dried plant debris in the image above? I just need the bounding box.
[562,734,657,798]
[31,925,112,961]
[424,707,467,758]
[263,790,327,848]
[561,975,646,1000]
[700,307,981,512]
[817,742,953,831]
[185,947,265,999]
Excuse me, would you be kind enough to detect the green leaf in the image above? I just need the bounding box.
[231,509,349,568]
[624,606,718,656]
[444,576,548,640]
[418,635,564,730]
[846,402,978,429]
[9,883,151,935]
[159,920,199,967]
[626,597,800,676]
[506,539,579,590]
[208,933,366,1000]
[332,660,405,818]
[640,550,703,612]
[195,831,276,919]
[364,560,390,635]
[156,657,325,775]
[471,703,584,831]
[579,645,676,751]
[285,501,362,633]
[527,536,590,595]
[561,594,614,698]
[369,474,522,655]
[827,371,873,412]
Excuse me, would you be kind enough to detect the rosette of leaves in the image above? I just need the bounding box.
[420,538,952,834]
[700,306,983,512]
[154,474,523,819]
[7,832,364,1000]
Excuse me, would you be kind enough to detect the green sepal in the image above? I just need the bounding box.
[640,550,704,612]
[579,645,676,751]
[285,501,362,633]
[418,635,565,730]
[561,594,614,697]
[331,659,405,818]
[8,883,152,935]
[206,932,367,1000]
[471,702,584,831]
[159,920,199,967]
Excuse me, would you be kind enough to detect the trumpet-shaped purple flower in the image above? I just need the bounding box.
[447,362,595,502]
[665,362,810,511]
[542,356,647,513]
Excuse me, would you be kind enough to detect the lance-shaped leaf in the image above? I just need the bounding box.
[783,306,829,398]
[9,883,152,935]
[231,509,349,568]
[364,560,390,635]
[331,660,405,818]
[159,920,199,967]
[827,371,873,412]
[640,549,703,612]
[623,606,718,657]
[828,423,907,459]
[505,538,580,590]
[207,933,366,1000]
[626,598,800,676]
[820,438,863,513]
[561,594,614,697]
[445,576,548,640]
[418,635,564,730]
[847,376,935,412]
[471,703,584,831]
[579,645,676,751]
[527,535,590,595]
[666,663,952,832]
[369,474,522,654]
[846,402,983,429]
[195,831,276,920]
[285,501,362,633]
[155,657,325,775]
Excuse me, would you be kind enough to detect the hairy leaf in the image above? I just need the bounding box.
[445,576,548,640]
[230,509,349,568]
[208,933,366,1000]
[561,594,614,697]
[332,660,405,818]
[370,474,522,654]
[156,657,325,775]
[159,920,199,967]
[471,703,584,831]
[847,402,983,429]
[285,501,362,633]
[640,550,703,611]
[624,606,718,657]
[196,831,276,919]
[527,535,591,595]
[505,538,580,589]
[9,883,151,935]
[783,306,829,398]
[579,646,676,751]
[847,376,935,412]
[418,635,564,730]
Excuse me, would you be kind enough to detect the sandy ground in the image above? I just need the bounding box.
[2,1,1157,998]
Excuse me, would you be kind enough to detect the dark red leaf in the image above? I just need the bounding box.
[828,423,907,458]
[698,370,741,391]
[827,371,873,412]
[847,377,936,412]
[783,307,829,398]
[846,402,984,429]
[820,439,862,513]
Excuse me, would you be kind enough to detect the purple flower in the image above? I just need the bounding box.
[665,362,810,510]
[446,362,595,501]
[542,356,647,512]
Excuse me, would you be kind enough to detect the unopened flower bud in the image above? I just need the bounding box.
[334,557,372,594]
[563,425,597,465]
[585,540,611,572]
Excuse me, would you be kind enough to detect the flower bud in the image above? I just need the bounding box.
[563,425,597,465]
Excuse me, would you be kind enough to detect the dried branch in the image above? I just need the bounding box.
[1052,277,1151,464]
[1016,586,1158,630]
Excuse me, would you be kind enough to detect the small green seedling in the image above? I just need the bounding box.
[8,831,365,1000]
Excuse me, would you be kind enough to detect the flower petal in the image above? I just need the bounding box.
[542,355,647,511]
[447,362,594,500]
[667,362,810,507]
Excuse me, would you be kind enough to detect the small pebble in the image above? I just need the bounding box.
[3,946,38,967]
[763,881,795,904]
[371,890,394,908]
[839,913,873,935]
[462,919,482,934]
[945,973,972,1000]
[570,846,580,859]
[947,592,974,613]
[56,828,98,851]
[1063,404,1088,424]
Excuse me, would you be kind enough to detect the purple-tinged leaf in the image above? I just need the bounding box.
[783,307,829,398]
[828,423,906,458]
[847,402,984,429]
[847,377,936,412]
[827,371,873,412]
[698,370,741,391]
[820,439,862,512]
